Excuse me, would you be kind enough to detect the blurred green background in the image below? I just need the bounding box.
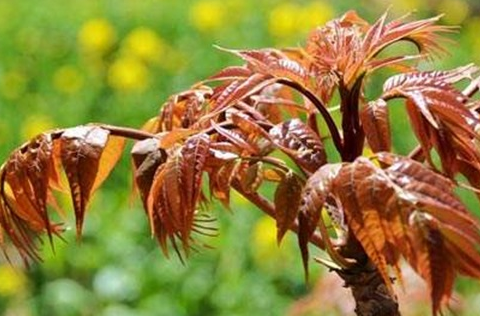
[2,0,480,315]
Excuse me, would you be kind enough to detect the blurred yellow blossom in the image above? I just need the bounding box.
[465,17,480,63]
[78,18,117,55]
[53,66,84,94]
[160,47,188,72]
[391,0,427,13]
[107,57,149,92]
[0,265,26,296]
[437,0,470,24]
[0,70,28,100]
[251,215,294,271]
[268,2,334,40]
[21,115,55,140]
[269,3,300,39]
[189,0,226,32]
[298,2,334,33]
[122,27,165,64]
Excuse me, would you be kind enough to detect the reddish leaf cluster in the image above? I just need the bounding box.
[0,126,124,262]
[1,10,480,315]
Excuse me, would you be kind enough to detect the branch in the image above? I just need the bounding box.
[98,124,158,140]
[277,79,343,155]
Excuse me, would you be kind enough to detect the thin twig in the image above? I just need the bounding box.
[463,75,480,98]
[98,124,158,140]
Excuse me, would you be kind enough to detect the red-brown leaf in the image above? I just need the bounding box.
[239,162,264,194]
[332,159,395,291]
[274,171,303,244]
[208,159,239,208]
[409,223,455,315]
[297,164,341,277]
[180,134,210,249]
[60,126,123,238]
[207,66,253,82]
[360,99,391,152]
[131,138,167,210]
[269,119,326,174]
[212,74,274,111]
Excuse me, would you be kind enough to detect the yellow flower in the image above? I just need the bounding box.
[298,2,334,32]
[268,3,301,39]
[0,70,27,100]
[53,66,84,94]
[465,17,480,63]
[392,0,427,13]
[21,115,55,141]
[78,18,117,55]
[107,57,149,92]
[252,215,277,252]
[269,2,335,40]
[251,215,294,271]
[189,0,226,32]
[0,265,26,296]
[437,0,470,24]
[122,27,165,64]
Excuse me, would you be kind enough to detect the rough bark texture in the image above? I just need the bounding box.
[337,234,401,316]
[337,264,400,316]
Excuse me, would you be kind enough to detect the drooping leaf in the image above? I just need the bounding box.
[0,126,125,261]
[274,171,303,244]
[297,163,341,277]
[144,134,213,258]
[382,67,480,176]
[131,138,167,210]
[239,162,264,194]
[332,158,395,292]
[180,134,211,249]
[60,126,124,238]
[208,159,239,208]
[409,219,455,316]
[325,154,480,314]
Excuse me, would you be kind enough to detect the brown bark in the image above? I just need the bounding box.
[337,263,400,316]
[337,234,401,316]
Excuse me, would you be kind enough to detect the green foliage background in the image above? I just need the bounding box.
[1,1,480,315]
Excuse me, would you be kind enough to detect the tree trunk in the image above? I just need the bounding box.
[337,233,401,316]
[337,263,400,316]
